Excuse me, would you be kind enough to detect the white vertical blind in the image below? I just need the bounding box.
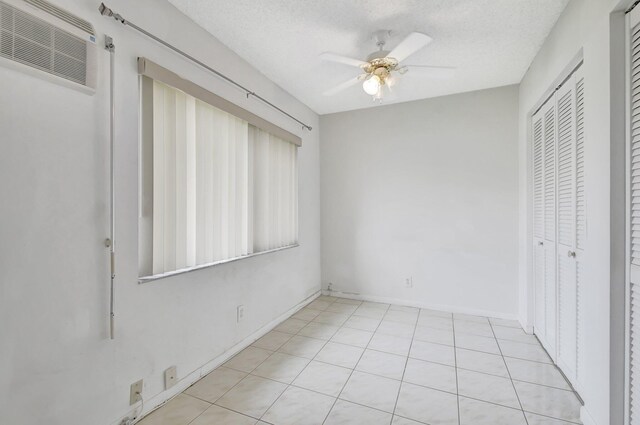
[144,79,299,277]
[250,126,298,252]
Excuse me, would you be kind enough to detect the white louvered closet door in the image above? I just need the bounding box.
[555,71,581,385]
[540,97,558,357]
[628,8,640,424]
[532,109,547,341]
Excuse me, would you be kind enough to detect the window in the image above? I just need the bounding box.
[138,59,299,280]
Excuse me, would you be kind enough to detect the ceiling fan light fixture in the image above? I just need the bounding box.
[363,74,381,95]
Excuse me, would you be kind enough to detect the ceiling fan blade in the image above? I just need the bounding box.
[387,32,432,63]
[320,52,368,68]
[323,76,363,96]
[403,65,456,79]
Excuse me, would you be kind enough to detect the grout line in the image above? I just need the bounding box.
[390,311,418,422]
[322,301,392,425]
[452,315,462,425]
[488,320,530,425]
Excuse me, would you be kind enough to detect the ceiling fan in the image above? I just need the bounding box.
[321,30,455,101]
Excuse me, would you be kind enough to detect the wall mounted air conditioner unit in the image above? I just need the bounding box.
[0,0,97,93]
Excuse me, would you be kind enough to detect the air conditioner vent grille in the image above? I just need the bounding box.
[0,1,87,85]
[24,0,94,35]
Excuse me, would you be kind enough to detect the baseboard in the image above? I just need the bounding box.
[323,289,519,321]
[111,289,321,425]
[580,405,598,425]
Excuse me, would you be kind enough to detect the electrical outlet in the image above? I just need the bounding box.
[130,379,143,405]
[405,277,413,288]
[237,305,245,323]
[164,366,177,389]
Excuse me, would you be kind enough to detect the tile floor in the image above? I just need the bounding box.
[139,295,582,425]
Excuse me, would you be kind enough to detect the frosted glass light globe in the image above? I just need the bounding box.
[363,75,381,95]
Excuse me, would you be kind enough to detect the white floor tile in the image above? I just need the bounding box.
[395,382,458,425]
[454,320,494,337]
[383,310,418,324]
[308,300,332,311]
[339,371,401,412]
[457,369,521,409]
[376,320,416,339]
[361,301,390,310]
[313,311,350,326]
[498,340,552,363]
[513,381,582,423]
[170,300,581,425]
[490,317,522,328]
[455,348,509,377]
[277,335,326,359]
[389,305,419,313]
[356,349,407,380]
[138,394,210,425]
[454,313,490,324]
[391,416,423,425]
[215,375,287,418]
[297,322,340,340]
[224,347,272,373]
[419,308,453,319]
[315,342,365,368]
[354,307,387,320]
[416,315,454,331]
[262,386,334,425]
[190,404,257,425]
[493,326,539,345]
[368,333,412,356]
[251,352,310,384]
[403,357,457,393]
[275,318,309,334]
[343,315,382,332]
[252,331,293,351]
[409,340,455,366]
[331,327,374,348]
[333,297,362,305]
[454,333,501,355]
[413,325,454,346]
[524,411,581,424]
[505,357,570,389]
[324,399,393,425]
[459,396,527,425]
[292,361,352,397]
[184,367,247,403]
[326,302,358,314]
[292,308,322,321]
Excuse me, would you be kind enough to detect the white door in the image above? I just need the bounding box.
[532,109,546,342]
[627,7,640,424]
[555,70,583,384]
[542,97,558,357]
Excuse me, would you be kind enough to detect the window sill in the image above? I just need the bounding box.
[138,243,299,284]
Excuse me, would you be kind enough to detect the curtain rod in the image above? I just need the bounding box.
[98,3,313,131]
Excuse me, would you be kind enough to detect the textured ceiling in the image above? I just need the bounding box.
[167,0,569,115]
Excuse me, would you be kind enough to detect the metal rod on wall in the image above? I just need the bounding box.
[104,34,116,340]
[97,3,313,132]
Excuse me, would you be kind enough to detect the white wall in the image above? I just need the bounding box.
[517,1,626,423]
[0,1,321,424]
[320,85,520,318]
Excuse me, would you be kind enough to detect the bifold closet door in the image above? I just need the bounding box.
[532,109,546,343]
[555,69,585,386]
[627,7,640,424]
[533,96,558,356]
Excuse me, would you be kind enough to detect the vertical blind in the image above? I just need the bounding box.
[139,74,299,278]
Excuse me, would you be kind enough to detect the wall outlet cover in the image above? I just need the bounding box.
[130,379,143,405]
[164,366,177,389]
[237,305,245,322]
